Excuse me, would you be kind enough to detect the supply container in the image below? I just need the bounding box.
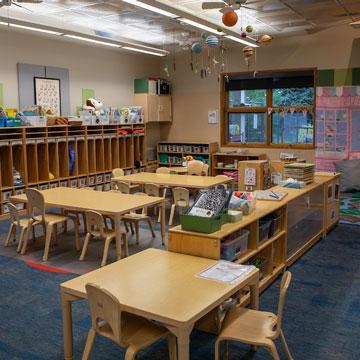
[221,229,249,260]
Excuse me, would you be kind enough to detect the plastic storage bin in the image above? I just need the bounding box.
[269,212,281,237]
[221,229,249,260]
[259,219,271,242]
[180,211,227,234]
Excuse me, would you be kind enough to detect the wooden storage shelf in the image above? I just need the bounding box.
[157,141,219,173]
[68,139,78,177]
[0,125,148,217]
[169,173,340,295]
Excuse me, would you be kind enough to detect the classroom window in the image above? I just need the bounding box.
[228,113,266,143]
[222,69,315,148]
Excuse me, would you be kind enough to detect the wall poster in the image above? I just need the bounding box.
[34,77,61,115]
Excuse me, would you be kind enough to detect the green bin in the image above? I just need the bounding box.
[180,211,228,234]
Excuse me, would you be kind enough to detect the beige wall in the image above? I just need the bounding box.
[0,28,161,147]
[161,24,360,161]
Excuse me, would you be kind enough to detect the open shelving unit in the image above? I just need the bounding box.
[0,124,147,217]
[169,173,340,300]
[157,141,219,171]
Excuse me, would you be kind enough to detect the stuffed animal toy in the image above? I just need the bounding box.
[83,98,104,116]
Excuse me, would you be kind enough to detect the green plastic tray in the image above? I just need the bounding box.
[180,211,228,234]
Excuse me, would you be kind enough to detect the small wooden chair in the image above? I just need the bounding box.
[80,210,128,267]
[187,160,204,176]
[145,183,167,223]
[111,168,139,191]
[156,167,170,174]
[202,163,209,176]
[168,187,191,226]
[155,167,170,197]
[122,193,156,245]
[22,188,80,261]
[111,180,131,194]
[215,271,294,360]
[82,283,177,360]
[4,203,41,252]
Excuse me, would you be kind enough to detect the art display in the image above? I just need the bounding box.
[34,77,61,115]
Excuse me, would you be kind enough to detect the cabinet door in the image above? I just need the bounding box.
[158,96,172,122]
[147,94,159,122]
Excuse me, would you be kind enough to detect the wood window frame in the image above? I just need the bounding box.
[221,68,317,149]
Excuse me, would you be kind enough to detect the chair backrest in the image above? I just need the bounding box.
[25,188,46,220]
[173,187,190,207]
[85,210,106,238]
[112,168,124,178]
[202,164,209,176]
[112,180,130,194]
[187,160,204,176]
[145,183,160,197]
[133,192,148,214]
[275,271,292,336]
[86,283,123,346]
[156,167,170,174]
[8,203,20,224]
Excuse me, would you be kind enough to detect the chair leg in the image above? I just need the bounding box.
[124,345,137,360]
[101,236,112,267]
[167,334,177,360]
[43,223,54,261]
[21,220,34,255]
[280,329,294,360]
[223,340,229,360]
[80,233,91,261]
[147,219,156,238]
[122,233,129,257]
[130,223,134,235]
[16,227,26,253]
[214,339,221,360]
[32,225,36,243]
[71,218,80,251]
[135,222,140,245]
[82,327,96,360]
[115,235,121,261]
[168,204,176,226]
[4,223,16,247]
[266,342,281,360]
[124,222,129,233]
[53,224,58,245]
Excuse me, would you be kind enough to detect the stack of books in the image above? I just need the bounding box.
[284,163,315,184]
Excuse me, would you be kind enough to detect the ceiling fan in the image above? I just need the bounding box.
[201,0,255,12]
[0,0,43,10]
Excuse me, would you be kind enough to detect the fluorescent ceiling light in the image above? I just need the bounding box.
[122,0,178,18]
[179,18,225,35]
[225,35,259,48]
[64,34,121,47]
[9,23,63,35]
[0,21,8,26]
[123,46,166,56]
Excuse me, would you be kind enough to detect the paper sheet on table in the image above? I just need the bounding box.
[196,261,256,284]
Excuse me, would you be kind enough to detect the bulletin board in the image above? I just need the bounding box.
[315,68,360,171]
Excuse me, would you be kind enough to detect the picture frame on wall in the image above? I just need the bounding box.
[34,77,61,116]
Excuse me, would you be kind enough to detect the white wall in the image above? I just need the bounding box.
[0,28,162,146]
[161,24,360,161]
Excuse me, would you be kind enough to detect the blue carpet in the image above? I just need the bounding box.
[0,224,359,360]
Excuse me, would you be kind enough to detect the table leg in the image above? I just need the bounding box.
[167,325,193,360]
[61,290,74,360]
[161,201,165,246]
[114,214,124,258]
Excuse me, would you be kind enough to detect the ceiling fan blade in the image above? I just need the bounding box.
[241,5,257,11]
[12,1,32,11]
[202,2,225,10]
[15,0,42,2]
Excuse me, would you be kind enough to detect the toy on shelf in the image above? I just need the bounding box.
[229,191,256,215]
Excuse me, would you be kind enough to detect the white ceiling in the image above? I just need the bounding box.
[0,0,359,49]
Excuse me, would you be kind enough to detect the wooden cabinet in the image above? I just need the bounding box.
[134,94,172,123]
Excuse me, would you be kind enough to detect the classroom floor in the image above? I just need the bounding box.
[0,217,359,360]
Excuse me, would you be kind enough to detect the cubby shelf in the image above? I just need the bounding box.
[157,141,219,172]
[0,125,147,217]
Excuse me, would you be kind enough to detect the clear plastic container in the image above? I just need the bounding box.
[259,220,271,242]
[221,229,250,260]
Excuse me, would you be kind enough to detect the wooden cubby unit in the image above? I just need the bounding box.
[68,138,78,177]
[169,173,340,297]
[0,124,147,217]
